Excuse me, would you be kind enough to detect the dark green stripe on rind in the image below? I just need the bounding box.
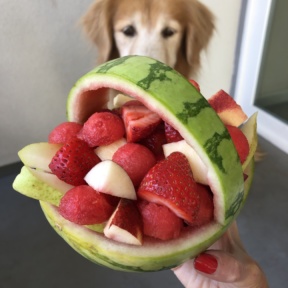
[67,56,244,225]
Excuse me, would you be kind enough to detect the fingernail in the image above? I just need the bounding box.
[194,253,218,274]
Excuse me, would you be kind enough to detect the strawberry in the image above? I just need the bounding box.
[165,122,183,143]
[78,111,125,147]
[140,123,167,160]
[48,122,83,144]
[137,152,201,224]
[121,104,162,143]
[49,139,101,186]
[59,185,117,225]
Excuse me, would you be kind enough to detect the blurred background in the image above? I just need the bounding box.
[1,0,287,287]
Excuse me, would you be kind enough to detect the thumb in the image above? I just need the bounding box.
[194,251,247,283]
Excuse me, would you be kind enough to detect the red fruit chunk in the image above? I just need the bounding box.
[105,199,143,245]
[48,122,83,144]
[59,185,116,225]
[140,123,167,160]
[49,139,101,186]
[137,200,183,241]
[226,125,249,164]
[122,100,143,107]
[208,90,248,126]
[78,111,125,147]
[137,152,201,224]
[165,122,183,143]
[112,143,156,187]
[193,186,214,227]
[189,79,200,91]
[121,104,162,142]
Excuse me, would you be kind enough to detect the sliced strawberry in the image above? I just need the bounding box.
[48,122,83,144]
[49,139,101,186]
[137,200,183,241]
[59,185,116,225]
[165,122,183,143]
[112,143,156,188]
[137,152,201,224]
[121,104,162,143]
[140,123,167,160]
[78,111,125,147]
[226,125,249,164]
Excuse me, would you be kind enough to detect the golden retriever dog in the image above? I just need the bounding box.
[81,0,215,78]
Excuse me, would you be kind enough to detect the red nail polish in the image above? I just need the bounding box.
[194,253,218,274]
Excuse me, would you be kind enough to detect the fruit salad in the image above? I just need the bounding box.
[13,55,257,272]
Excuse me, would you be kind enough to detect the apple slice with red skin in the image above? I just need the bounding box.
[208,90,248,127]
[104,199,143,246]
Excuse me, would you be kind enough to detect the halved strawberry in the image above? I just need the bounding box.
[49,139,101,186]
[165,122,184,143]
[121,104,162,143]
[137,152,201,224]
[140,123,167,160]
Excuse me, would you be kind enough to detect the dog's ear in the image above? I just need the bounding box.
[80,0,118,63]
[185,1,215,75]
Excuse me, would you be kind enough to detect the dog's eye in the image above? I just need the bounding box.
[162,27,175,38]
[122,25,136,37]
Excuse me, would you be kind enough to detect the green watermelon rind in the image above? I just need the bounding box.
[67,55,244,226]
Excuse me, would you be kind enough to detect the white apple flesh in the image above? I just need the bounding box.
[162,140,208,185]
[104,199,143,246]
[18,142,62,172]
[84,160,136,200]
[95,138,127,160]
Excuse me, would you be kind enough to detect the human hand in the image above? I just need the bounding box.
[172,221,269,288]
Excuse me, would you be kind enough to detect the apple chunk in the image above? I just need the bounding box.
[162,140,208,185]
[18,142,62,172]
[13,166,63,206]
[240,112,258,170]
[84,160,136,200]
[28,167,73,194]
[104,199,143,245]
[208,90,248,127]
[94,138,127,161]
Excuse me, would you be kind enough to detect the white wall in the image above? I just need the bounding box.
[0,0,242,167]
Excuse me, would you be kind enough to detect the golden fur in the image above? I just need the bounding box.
[81,0,215,78]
